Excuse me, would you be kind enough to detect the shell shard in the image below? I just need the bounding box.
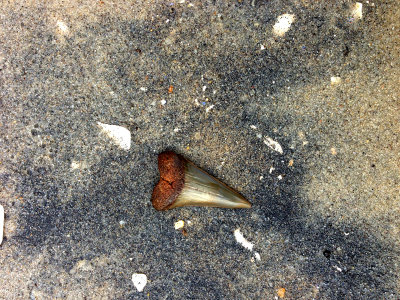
[151,151,251,211]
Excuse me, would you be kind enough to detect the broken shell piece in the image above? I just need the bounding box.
[151,151,251,210]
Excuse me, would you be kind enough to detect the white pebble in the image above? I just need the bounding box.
[174,220,185,230]
[70,161,81,170]
[333,265,343,272]
[56,20,69,34]
[139,87,148,92]
[205,104,215,113]
[273,14,295,36]
[132,273,147,292]
[160,99,166,106]
[331,76,342,85]
[70,160,87,170]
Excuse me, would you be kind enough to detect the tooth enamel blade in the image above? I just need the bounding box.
[170,162,251,209]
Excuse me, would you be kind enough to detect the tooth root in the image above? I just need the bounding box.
[151,151,251,210]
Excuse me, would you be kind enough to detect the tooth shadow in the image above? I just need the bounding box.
[250,152,399,299]
[13,140,399,299]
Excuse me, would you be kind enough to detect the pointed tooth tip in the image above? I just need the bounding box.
[240,200,252,209]
[151,151,252,210]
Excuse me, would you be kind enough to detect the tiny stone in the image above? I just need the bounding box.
[174,220,184,230]
[132,273,147,292]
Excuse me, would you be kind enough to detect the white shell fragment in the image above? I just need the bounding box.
[70,160,88,170]
[351,2,363,20]
[234,228,254,251]
[273,14,295,36]
[0,205,3,245]
[331,76,342,85]
[97,122,131,150]
[264,136,283,154]
[205,104,214,113]
[56,20,69,35]
[234,228,261,261]
[132,273,147,292]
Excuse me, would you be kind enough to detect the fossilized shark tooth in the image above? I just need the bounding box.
[151,151,251,210]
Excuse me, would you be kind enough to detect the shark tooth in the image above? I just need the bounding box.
[151,151,251,210]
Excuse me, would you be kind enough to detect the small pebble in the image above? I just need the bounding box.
[330,77,342,85]
[174,220,184,230]
[56,20,69,34]
[273,14,295,36]
[277,287,286,298]
[205,105,214,113]
[333,265,343,272]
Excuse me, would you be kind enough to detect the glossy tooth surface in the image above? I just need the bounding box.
[170,162,251,209]
[151,151,251,210]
